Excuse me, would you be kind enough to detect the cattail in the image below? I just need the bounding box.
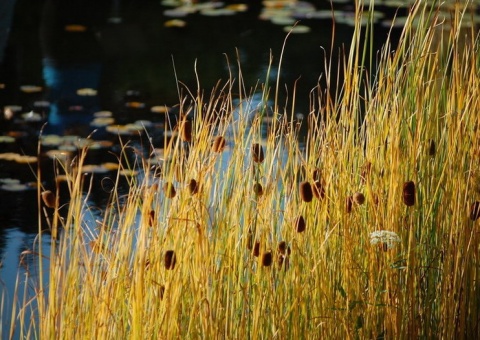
[188,178,199,195]
[403,181,415,206]
[148,210,155,226]
[164,250,176,269]
[253,182,263,196]
[251,143,265,163]
[312,168,321,181]
[295,215,306,233]
[353,192,365,205]
[278,241,287,255]
[159,285,165,299]
[253,241,260,257]
[163,182,176,198]
[180,120,192,142]
[41,190,56,208]
[212,136,226,152]
[428,139,436,156]
[346,196,353,213]
[278,241,291,256]
[312,180,325,200]
[262,251,273,266]
[299,181,313,202]
[470,201,480,221]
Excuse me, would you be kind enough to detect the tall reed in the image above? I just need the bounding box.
[4,0,480,338]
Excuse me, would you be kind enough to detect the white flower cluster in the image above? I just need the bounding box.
[369,230,401,250]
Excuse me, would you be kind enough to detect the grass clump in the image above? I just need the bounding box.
[3,0,480,338]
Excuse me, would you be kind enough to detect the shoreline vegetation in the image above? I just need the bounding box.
[3,0,480,338]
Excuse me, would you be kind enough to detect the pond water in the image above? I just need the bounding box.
[3,0,476,337]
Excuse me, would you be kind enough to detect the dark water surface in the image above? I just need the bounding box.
[0,0,411,336]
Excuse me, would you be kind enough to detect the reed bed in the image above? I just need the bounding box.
[5,0,480,338]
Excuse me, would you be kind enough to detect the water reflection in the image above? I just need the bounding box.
[40,0,108,136]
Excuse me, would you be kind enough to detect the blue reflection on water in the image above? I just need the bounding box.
[42,59,102,135]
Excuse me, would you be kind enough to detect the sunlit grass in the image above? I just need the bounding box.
[3,0,480,338]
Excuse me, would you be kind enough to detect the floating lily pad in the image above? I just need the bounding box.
[164,19,187,28]
[90,117,115,127]
[21,111,43,122]
[125,101,146,109]
[271,16,297,25]
[1,183,32,192]
[283,25,311,33]
[0,178,21,185]
[226,4,248,12]
[93,111,113,118]
[200,8,236,16]
[20,85,42,93]
[150,105,170,114]
[77,88,98,96]
[64,25,87,32]
[0,136,15,143]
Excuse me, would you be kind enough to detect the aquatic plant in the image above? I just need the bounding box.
[3,0,480,338]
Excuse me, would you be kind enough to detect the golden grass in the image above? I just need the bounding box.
[3,0,480,338]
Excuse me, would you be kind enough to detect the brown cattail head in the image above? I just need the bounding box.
[251,143,265,163]
[346,196,353,213]
[295,215,306,233]
[299,181,313,202]
[41,190,56,208]
[212,136,226,152]
[253,182,263,196]
[253,241,260,257]
[312,180,325,200]
[312,168,321,181]
[188,178,199,195]
[148,210,155,226]
[163,182,176,199]
[278,241,291,255]
[180,120,192,142]
[353,192,365,205]
[164,250,177,269]
[262,251,273,266]
[403,181,415,206]
[428,139,436,157]
[470,201,480,221]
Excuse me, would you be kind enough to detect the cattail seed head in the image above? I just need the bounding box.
[299,181,313,202]
[353,192,365,205]
[253,241,260,257]
[312,168,321,181]
[428,139,436,156]
[164,250,176,269]
[212,136,226,152]
[312,180,325,200]
[180,120,192,142]
[470,201,480,221]
[278,241,291,255]
[251,143,265,163]
[163,182,176,198]
[41,190,56,208]
[262,251,273,266]
[346,196,353,213]
[295,215,306,233]
[188,178,199,195]
[403,181,415,206]
[253,182,263,196]
[148,210,155,226]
